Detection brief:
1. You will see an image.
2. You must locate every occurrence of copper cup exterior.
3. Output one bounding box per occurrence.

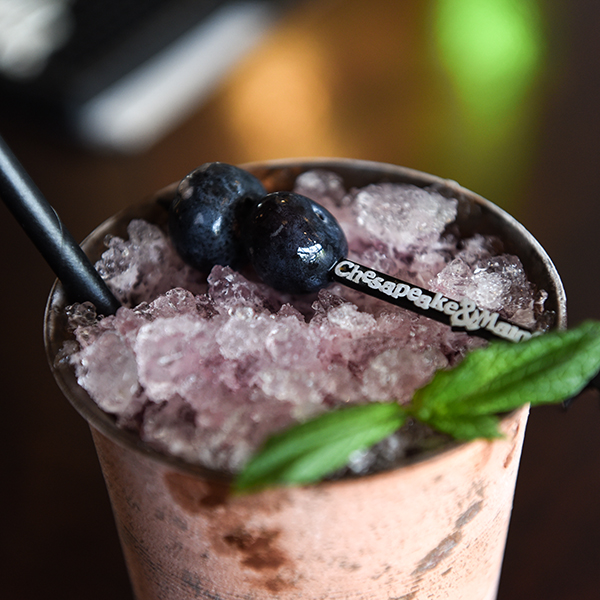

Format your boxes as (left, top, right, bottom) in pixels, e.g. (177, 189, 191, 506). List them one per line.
(45, 159, 567, 599)
(90, 407, 528, 600)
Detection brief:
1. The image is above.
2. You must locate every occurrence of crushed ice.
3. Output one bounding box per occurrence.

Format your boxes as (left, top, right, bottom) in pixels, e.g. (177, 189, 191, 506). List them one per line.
(65, 171, 545, 473)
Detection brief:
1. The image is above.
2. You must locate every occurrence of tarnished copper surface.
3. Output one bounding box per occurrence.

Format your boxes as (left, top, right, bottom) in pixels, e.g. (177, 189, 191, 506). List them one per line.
(91, 406, 528, 599)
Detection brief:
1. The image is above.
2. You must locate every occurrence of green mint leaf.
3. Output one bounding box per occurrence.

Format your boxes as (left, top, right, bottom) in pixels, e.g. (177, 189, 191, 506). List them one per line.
(234, 402, 407, 493)
(418, 412, 503, 441)
(413, 320, 600, 440)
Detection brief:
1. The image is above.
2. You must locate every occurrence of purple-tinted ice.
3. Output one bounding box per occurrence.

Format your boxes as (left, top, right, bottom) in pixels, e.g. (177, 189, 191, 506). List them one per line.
(95, 220, 206, 307)
(66, 171, 545, 472)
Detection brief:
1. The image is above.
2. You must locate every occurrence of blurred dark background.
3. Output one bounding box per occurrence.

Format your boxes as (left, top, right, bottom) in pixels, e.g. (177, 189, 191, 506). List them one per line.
(1, 0, 600, 598)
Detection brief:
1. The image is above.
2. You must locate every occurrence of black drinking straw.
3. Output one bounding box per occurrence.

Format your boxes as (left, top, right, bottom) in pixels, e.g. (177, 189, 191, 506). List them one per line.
(0, 134, 121, 316)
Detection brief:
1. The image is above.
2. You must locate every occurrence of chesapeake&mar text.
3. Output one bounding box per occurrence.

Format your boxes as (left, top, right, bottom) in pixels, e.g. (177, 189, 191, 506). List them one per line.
(333, 259, 533, 342)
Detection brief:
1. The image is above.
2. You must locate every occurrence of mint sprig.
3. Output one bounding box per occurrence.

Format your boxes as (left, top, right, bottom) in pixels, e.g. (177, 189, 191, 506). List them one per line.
(235, 320, 600, 493)
(413, 320, 600, 439)
(235, 402, 407, 493)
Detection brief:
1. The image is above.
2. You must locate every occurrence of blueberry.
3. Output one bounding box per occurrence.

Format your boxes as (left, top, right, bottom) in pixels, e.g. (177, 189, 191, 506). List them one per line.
(169, 162, 266, 271)
(244, 192, 348, 294)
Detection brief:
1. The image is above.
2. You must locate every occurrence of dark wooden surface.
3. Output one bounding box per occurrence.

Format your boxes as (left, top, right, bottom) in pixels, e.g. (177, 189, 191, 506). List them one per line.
(2, 1, 600, 598)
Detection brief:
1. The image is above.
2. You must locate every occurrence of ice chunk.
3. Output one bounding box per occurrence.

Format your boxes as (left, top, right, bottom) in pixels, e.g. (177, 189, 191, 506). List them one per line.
(326, 302, 377, 331)
(362, 347, 447, 404)
(208, 265, 272, 315)
(135, 315, 219, 402)
(95, 220, 205, 306)
(73, 330, 139, 412)
(294, 169, 348, 205)
(351, 183, 457, 249)
(137, 287, 206, 320)
(65, 301, 97, 329)
(216, 311, 276, 361)
(431, 254, 537, 326)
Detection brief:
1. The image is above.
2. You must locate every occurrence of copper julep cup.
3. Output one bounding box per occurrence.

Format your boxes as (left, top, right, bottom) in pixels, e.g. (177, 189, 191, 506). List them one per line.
(44, 159, 567, 599)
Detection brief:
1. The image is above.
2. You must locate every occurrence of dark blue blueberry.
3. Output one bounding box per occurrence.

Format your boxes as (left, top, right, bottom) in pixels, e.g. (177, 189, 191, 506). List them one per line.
(169, 162, 266, 271)
(244, 192, 348, 294)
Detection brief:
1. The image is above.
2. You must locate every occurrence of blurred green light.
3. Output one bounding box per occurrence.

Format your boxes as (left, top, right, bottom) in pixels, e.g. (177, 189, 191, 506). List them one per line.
(435, 0, 544, 122)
